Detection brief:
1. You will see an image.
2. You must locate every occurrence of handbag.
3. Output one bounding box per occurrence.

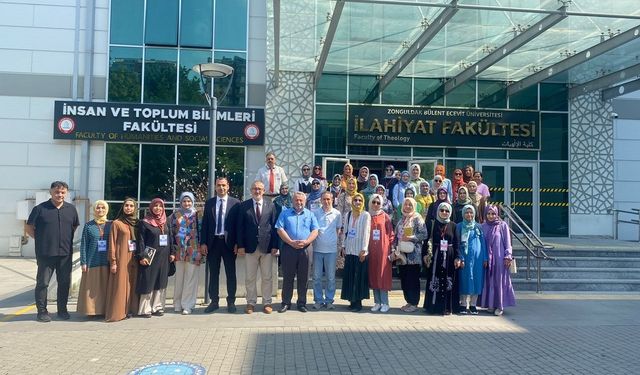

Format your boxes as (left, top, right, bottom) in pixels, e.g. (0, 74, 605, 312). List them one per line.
(168, 261, 176, 276)
(142, 246, 157, 265)
(398, 241, 415, 253)
(509, 258, 517, 274)
(392, 248, 407, 265)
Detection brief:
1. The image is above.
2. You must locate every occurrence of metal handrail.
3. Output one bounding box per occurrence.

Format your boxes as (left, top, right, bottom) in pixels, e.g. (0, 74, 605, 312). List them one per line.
(500, 204, 555, 293)
(608, 208, 640, 241)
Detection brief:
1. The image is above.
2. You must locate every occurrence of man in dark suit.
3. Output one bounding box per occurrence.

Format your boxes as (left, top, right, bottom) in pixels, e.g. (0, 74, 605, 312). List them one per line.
(200, 176, 241, 313)
(236, 181, 279, 314)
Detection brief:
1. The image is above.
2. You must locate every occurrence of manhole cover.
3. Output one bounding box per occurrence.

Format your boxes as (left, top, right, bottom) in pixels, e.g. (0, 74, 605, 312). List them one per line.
(129, 361, 206, 374)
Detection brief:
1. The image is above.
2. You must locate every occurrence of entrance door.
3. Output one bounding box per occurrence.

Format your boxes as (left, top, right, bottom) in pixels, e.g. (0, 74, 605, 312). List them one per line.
(322, 157, 350, 182)
(477, 161, 539, 234)
(409, 160, 437, 184)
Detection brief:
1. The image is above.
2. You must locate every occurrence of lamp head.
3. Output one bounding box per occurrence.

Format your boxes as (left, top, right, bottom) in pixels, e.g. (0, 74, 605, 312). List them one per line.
(192, 63, 233, 79)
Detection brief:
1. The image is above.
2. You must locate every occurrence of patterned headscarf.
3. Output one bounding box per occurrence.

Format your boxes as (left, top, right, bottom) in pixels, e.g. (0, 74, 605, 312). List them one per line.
(178, 192, 197, 217)
(143, 198, 167, 228)
(93, 200, 109, 225)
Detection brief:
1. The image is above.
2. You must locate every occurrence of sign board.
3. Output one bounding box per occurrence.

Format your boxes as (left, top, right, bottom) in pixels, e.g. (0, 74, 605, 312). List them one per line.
(348, 105, 539, 150)
(53, 101, 265, 146)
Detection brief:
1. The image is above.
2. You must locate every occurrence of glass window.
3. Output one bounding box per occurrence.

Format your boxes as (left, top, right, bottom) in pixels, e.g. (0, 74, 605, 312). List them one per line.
(446, 148, 475, 158)
(414, 78, 444, 106)
(214, 0, 247, 50)
(446, 80, 475, 108)
(180, 0, 213, 48)
(145, 0, 179, 46)
(105, 143, 139, 201)
(478, 80, 507, 109)
(316, 74, 347, 103)
(349, 75, 377, 103)
(413, 148, 443, 158)
(144, 48, 178, 104)
(348, 145, 378, 155)
(179, 49, 211, 105)
(108, 47, 142, 102)
(477, 149, 507, 159)
(509, 150, 538, 160)
(176, 146, 209, 204)
(540, 83, 568, 111)
(140, 145, 175, 202)
(509, 84, 537, 110)
(214, 51, 246, 107)
(380, 146, 411, 157)
(382, 77, 412, 105)
(540, 162, 568, 237)
(445, 159, 474, 178)
(540, 113, 568, 161)
(316, 105, 346, 154)
(215, 146, 245, 199)
(110, 0, 144, 45)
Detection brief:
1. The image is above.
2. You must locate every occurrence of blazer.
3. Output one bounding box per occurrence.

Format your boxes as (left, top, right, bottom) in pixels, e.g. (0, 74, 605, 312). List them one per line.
(200, 195, 241, 250)
(236, 198, 278, 253)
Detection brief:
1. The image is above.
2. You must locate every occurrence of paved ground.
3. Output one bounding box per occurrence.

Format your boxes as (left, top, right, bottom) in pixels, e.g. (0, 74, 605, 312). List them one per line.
(1, 257, 639, 375)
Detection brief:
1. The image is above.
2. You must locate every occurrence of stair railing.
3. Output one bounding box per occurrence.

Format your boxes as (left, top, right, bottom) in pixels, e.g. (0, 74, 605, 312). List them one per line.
(608, 208, 640, 241)
(500, 204, 555, 293)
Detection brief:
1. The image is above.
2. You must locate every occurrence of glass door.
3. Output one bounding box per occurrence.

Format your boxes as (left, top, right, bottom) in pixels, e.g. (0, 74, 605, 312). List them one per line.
(408, 159, 437, 183)
(322, 157, 350, 182)
(477, 161, 539, 234)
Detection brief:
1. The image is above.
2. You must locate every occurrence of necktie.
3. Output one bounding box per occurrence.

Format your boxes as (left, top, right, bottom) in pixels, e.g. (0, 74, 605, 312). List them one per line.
(269, 168, 275, 193)
(216, 199, 224, 234)
(256, 202, 261, 222)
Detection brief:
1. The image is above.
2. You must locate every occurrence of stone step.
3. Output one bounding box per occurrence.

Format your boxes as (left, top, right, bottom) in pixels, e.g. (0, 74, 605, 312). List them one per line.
(513, 278, 640, 292)
(511, 267, 640, 280)
(522, 256, 640, 268)
(512, 249, 640, 259)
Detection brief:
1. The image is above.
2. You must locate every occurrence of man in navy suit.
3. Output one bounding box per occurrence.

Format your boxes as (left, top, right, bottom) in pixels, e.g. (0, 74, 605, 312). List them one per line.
(236, 181, 279, 314)
(200, 177, 241, 313)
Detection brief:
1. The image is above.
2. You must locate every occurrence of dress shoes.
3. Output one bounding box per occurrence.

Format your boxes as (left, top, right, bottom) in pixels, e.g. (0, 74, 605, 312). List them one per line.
(204, 302, 220, 313)
(227, 304, 237, 313)
(278, 305, 289, 313)
(57, 310, 70, 320)
(263, 305, 273, 314)
(245, 304, 255, 314)
(152, 310, 164, 316)
(297, 305, 308, 313)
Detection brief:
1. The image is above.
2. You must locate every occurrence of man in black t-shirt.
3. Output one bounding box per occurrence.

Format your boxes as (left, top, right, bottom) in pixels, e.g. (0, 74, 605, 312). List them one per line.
(26, 181, 79, 322)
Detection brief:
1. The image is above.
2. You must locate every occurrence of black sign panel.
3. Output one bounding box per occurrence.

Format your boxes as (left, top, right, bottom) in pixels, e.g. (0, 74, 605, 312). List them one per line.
(53, 101, 265, 146)
(348, 105, 539, 150)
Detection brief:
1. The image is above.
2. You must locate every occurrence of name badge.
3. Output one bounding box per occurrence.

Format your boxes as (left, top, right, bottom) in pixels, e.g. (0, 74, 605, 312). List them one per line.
(159, 234, 168, 246)
(128, 240, 136, 252)
(178, 227, 187, 238)
(97, 240, 107, 252)
(440, 239, 448, 252)
(347, 228, 357, 238)
(372, 229, 381, 241)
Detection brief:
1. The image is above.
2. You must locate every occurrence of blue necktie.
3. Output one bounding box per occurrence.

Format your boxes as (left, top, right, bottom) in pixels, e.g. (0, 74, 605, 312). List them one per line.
(216, 200, 223, 234)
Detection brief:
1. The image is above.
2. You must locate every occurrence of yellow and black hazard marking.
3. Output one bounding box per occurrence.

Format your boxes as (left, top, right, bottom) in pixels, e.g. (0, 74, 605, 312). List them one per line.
(489, 187, 504, 192)
(488, 187, 568, 193)
(540, 188, 569, 193)
(511, 187, 532, 192)
(510, 202, 533, 207)
(540, 202, 569, 207)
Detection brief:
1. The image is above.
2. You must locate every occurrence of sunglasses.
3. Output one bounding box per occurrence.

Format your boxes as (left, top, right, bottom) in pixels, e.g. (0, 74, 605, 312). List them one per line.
(353, 199, 363, 202)
(312, 182, 320, 185)
(385, 168, 393, 171)
(314, 167, 321, 170)
(303, 168, 310, 171)
(439, 209, 450, 213)
(454, 172, 462, 175)
(371, 201, 381, 205)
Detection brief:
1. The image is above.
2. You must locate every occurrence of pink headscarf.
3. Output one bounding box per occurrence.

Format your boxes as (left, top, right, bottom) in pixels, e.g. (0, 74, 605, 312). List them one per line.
(143, 198, 167, 228)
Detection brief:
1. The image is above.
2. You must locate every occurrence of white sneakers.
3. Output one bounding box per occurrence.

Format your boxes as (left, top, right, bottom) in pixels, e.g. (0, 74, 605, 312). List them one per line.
(182, 309, 191, 315)
(494, 309, 504, 316)
(380, 304, 390, 313)
(371, 303, 381, 312)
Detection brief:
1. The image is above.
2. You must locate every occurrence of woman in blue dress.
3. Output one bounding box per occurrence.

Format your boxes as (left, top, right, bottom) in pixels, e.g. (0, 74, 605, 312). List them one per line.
(456, 204, 487, 314)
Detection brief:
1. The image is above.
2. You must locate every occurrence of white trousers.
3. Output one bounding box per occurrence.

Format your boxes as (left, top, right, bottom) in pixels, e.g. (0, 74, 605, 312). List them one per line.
(245, 251, 274, 306)
(173, 261, 200, 312)
(138, 288, 166, 315)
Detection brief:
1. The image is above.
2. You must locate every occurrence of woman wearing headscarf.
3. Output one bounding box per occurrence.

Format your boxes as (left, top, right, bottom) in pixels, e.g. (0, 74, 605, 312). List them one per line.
(361, 174, 379, 204)
(273, 183, 293, 214)
(375, 185, 393, 216)
(329, 174, 342, 206)
(169, 192, 201, 315)
(340, 163, 354, 190)
(433, 164, 453, 202)
(356, 166, 370, 191)
(409, 164, 427, 192)
(311, 165, 327, 191)
(452, 168, 465, 202)
(105, 198, 140, 322)
(456, 205, 487, 315)
(423, 202, 461, 315)
(452, 186, 473, 224)
(340, 193, 371, 312)
(367, 194, 394, 313)
(337, 177, 357, 219)
(77, 200, 111, 317)
(136, 198, 175, 318)
(294, 163, 314, 194)
(415, 181, 434, 219)
(306, 179, 323, 211)
(381, 165, 398, 202)
(466, 180, 486, 223)
(394, 197, 428, 313)
(426, 188, 450, 223)
(479, 205, 516, 316)
(396, 186, 420, 222)
(392, 171, 412, 209)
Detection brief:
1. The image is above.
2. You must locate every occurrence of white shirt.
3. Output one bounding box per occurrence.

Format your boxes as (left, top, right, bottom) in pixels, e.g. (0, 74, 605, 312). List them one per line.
(255, 165, 288, 195)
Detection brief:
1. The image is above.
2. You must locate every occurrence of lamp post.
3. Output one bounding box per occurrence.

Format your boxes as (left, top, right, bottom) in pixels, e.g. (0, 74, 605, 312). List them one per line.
(192, 62, 233, 306)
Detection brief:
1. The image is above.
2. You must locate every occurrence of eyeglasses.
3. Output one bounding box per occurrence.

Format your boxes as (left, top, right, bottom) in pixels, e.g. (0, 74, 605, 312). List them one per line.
(439, 209, 450, 213)
(371, 201, 381, 205)
(312, 182, 320, 185)
(302, 168, 310, 171)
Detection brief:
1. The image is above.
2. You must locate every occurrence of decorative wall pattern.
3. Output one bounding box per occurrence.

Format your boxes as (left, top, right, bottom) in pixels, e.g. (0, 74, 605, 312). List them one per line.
(569, 92, 614, 214)
(265, 71, 315, 180)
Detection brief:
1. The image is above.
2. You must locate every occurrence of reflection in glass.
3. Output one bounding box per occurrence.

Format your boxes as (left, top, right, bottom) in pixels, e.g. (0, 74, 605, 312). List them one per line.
(348, 145, 378, 155)
(179, 49, 212, 105)
(509, 84, 537, 110)
(540, 162, 568, 237)
(414, 78, 444, 106)
(540, 83, 568, 111)
(110, 0, 143, 45)
(446, 80, 475, 108)
(180, 0, 213, 48)
(380, 146, 411, 157)
(478, 80, 507, 109)
(540, 113, 568, 161)
(214, 51, 246, 107)
(382, 77, 412, 105)
(413, 148, 443, 158)
(215, 0, 248, 50)
(316, 74, 347, 103)
(105, 143, 139, 201)
(316, 105, 346, 154)
(144, 48, 178, 104)
(349, 75, 377, 103)
(145, 0, 179, 46)
(108, 47, 142, 102)
(140, 144, 175, 202)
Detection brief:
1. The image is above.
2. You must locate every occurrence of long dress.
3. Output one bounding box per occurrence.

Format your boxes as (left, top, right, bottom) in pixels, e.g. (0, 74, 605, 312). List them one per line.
(340, 211, 371, 302)
(105, 219, 139, 322)
(456, 222, 487, 296)
(77, 220, 110, 315)
(423, 219, 460, 315)
(169, 211, 202, 312)
(136, 221, 174, 295)
(479, 220, 516, 310)
(367, 212, 394, 291)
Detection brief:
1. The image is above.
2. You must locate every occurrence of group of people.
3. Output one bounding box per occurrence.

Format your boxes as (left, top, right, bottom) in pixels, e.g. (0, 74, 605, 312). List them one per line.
(26, 153, 515, 322)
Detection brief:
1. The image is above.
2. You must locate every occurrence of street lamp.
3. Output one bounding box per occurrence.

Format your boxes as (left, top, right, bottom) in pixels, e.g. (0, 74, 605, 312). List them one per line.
(192, 62, 234, 200)
(192, 62, 233, 306)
